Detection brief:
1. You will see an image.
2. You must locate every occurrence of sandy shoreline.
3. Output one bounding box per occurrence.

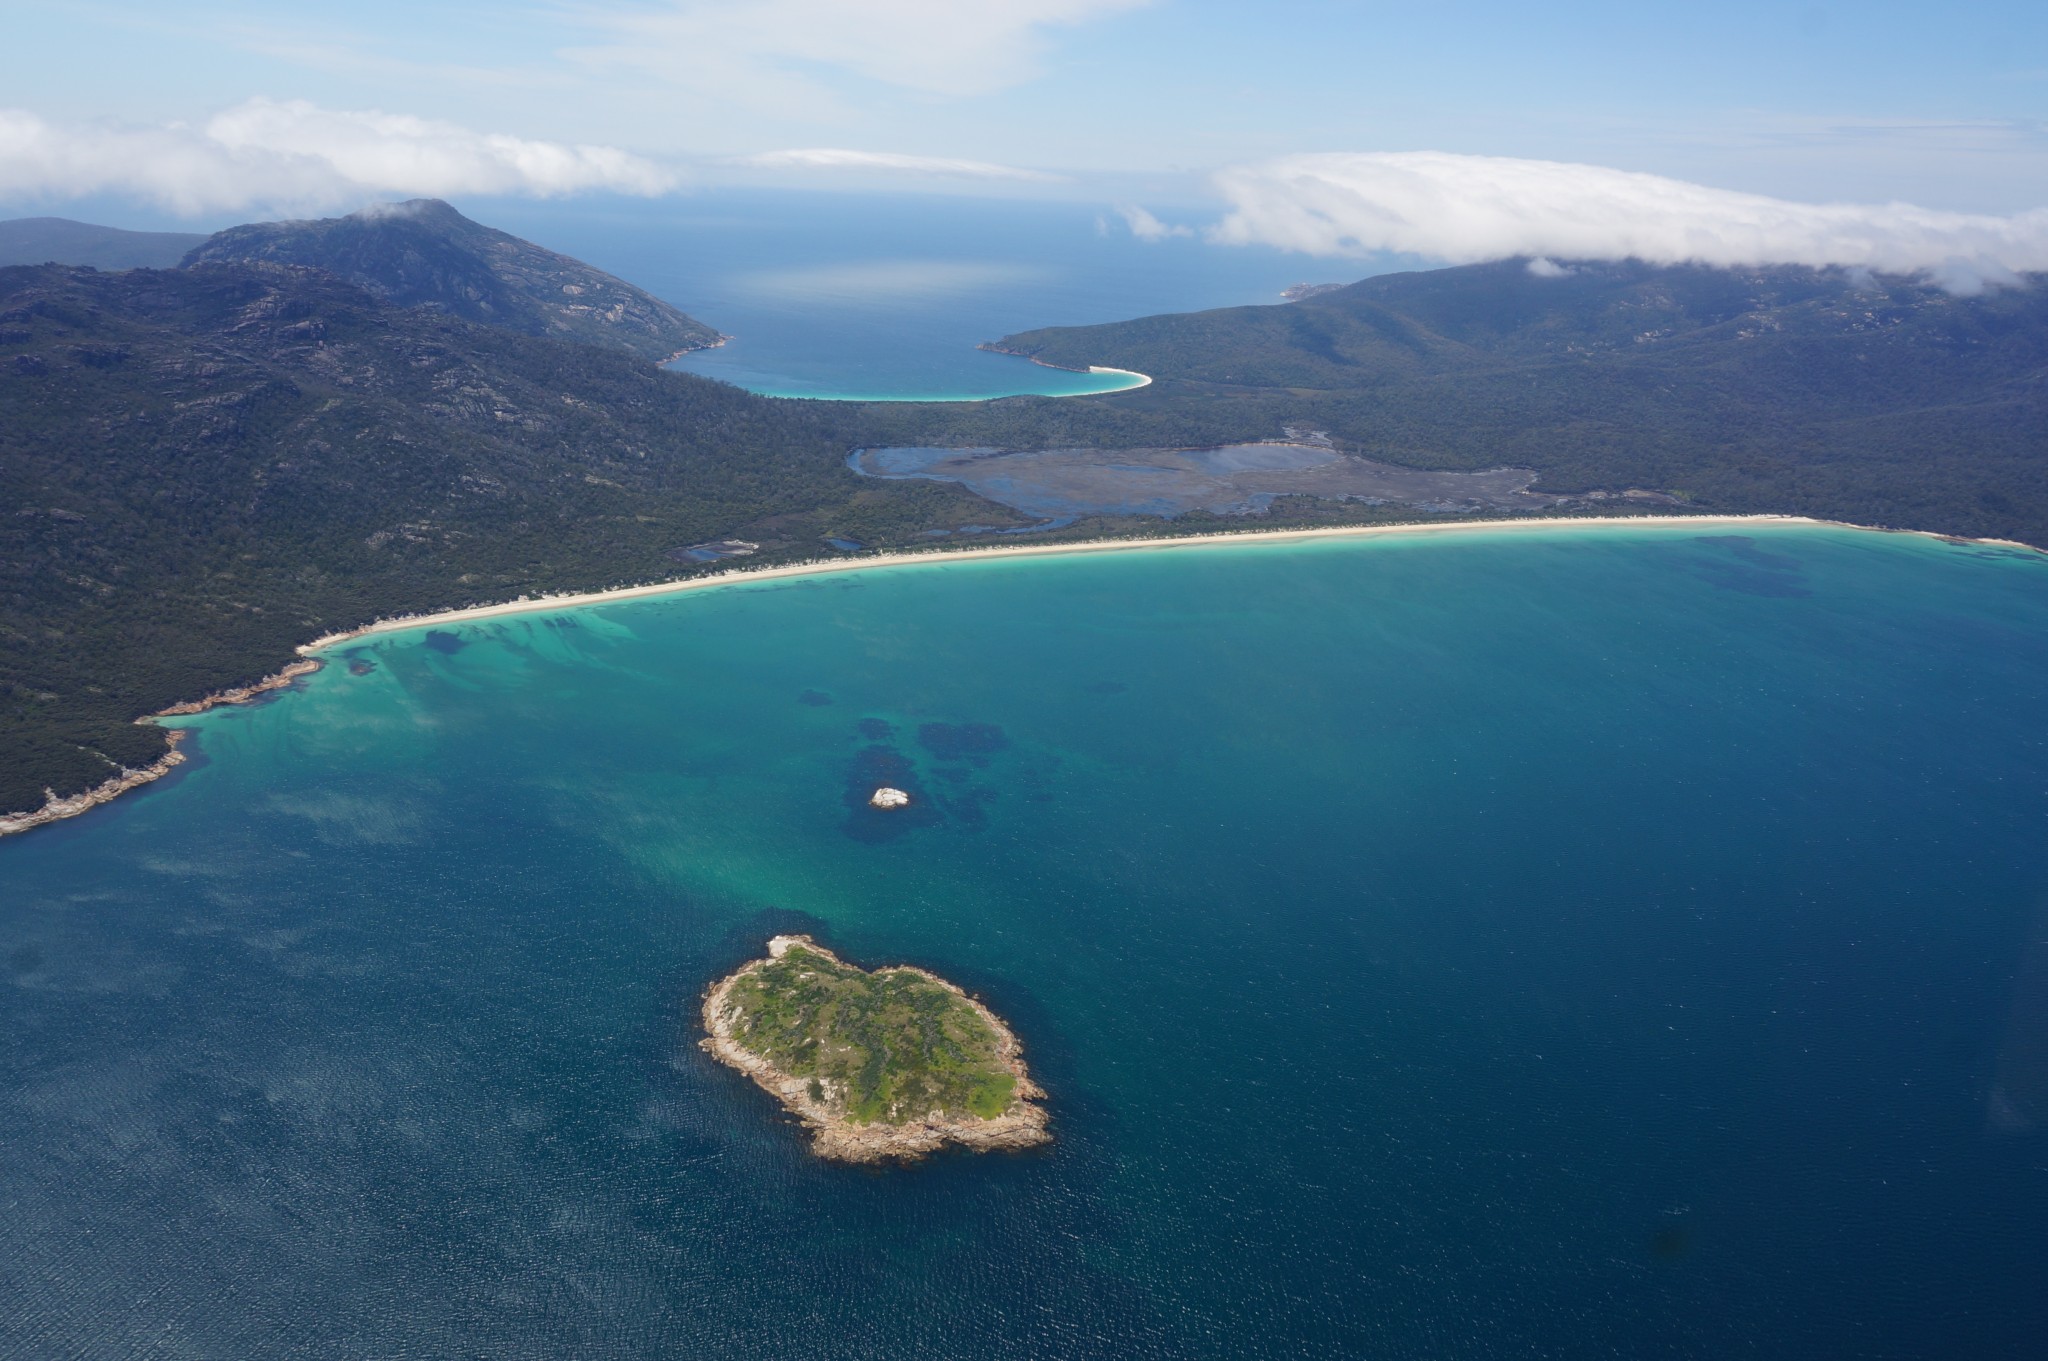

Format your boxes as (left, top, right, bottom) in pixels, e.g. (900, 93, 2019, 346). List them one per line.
(292, 513, 1827, 647)
(975, 344, 1153, 394)
(1083, 364, 1151, 390)
(3, 510, 2037, 839)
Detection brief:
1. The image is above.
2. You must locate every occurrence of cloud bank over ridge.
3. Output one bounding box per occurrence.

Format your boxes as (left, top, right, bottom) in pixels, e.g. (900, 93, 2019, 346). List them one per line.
(1211, 152, 2048, 291)
(0, 99, 677, 216)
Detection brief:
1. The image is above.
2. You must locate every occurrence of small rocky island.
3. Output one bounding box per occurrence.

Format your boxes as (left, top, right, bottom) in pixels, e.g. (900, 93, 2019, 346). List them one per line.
(701, 935, 1050, 1164)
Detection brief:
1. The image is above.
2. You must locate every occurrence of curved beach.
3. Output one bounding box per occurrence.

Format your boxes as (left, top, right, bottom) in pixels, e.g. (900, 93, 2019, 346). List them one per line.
(3, 512, 2035, 840)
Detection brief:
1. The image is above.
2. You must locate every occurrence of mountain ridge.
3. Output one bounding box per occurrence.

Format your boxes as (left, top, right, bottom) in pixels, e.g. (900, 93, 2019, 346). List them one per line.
(182, 199, 721, 362)
(0, 217, 210, 271)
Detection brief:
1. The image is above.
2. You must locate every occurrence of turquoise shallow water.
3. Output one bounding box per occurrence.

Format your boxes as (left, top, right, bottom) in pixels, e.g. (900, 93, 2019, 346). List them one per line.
(5, 524, 2048, 1357)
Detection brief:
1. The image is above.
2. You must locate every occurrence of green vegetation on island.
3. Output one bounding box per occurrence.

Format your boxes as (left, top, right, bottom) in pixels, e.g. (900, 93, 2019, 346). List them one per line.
(702, 936, 1049, 1162)
(723, 939, 1017, 1122)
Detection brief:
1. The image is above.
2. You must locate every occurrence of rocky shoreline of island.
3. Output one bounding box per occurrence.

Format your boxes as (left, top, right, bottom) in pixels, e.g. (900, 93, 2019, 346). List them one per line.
(700, 935, 1051, 1164)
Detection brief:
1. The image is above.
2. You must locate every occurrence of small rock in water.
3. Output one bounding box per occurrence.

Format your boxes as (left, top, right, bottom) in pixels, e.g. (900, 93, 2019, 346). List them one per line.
(869, 787, 911, 810)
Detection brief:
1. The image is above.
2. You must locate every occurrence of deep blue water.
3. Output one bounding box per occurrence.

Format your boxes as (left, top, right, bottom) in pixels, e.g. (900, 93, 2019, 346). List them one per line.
(477, 190, 1329, 399)
(4, 524, 2048, 1357)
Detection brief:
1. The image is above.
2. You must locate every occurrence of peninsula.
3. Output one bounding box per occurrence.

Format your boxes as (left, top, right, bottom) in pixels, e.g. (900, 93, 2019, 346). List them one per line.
(701, 935, 1050, 1164)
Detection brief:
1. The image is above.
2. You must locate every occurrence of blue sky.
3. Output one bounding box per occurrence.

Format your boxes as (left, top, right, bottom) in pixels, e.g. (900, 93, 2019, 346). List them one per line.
(2, 0, 2044, 275)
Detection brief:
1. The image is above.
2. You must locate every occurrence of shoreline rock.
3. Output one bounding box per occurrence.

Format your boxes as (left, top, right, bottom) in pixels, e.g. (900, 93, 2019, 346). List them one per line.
(0, 730, 190, 837)
(0, 657, 324, 838)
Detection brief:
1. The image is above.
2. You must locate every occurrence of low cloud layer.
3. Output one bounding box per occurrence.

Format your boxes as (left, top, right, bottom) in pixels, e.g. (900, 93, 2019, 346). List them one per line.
(1114, 203, 1190, 241)
(739, 148, 1060, 181)
(0, 99, 676, 216)
(1212, 151, 2048, 290)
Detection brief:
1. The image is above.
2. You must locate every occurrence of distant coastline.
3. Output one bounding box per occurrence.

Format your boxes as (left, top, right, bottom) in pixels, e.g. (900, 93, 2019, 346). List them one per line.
(734, 350, 1150, 403)
(3, 512, 2037, 840)
(659, 333, 732, 365)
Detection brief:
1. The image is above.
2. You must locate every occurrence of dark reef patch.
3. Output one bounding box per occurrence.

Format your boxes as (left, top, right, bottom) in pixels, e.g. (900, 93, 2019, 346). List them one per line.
(857, 717, 895, 741)
(1681, 536, 1812, 598)
(840, 745, 941, 843)
(799, 690, 834, 707)
(423, 630, 467, 654)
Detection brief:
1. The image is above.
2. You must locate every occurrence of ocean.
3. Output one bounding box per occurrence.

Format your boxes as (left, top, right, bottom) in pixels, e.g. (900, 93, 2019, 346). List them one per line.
(4, 524, 2047, 1357)
(477, 190, 1326, 400)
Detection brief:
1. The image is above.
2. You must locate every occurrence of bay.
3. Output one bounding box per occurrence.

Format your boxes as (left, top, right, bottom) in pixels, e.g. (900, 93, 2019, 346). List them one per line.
(478, 189, 1325, 400)
(4, 524, 2048, 1357)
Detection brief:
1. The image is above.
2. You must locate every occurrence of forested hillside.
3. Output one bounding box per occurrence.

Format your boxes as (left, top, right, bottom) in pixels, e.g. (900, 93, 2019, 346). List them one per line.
(0, 262, 991, 814)
(883, 259, 2048, 544)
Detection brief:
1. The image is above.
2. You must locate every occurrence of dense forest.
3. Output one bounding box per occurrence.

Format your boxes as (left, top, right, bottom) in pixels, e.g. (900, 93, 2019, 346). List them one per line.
(875, 258, 2048, 545)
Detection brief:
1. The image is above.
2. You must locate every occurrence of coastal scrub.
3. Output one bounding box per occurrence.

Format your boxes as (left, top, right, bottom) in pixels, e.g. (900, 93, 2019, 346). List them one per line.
(701, 936, 1050, 1162)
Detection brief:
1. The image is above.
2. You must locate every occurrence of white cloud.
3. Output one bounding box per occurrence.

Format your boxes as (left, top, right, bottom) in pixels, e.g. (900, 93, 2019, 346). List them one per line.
(738, 147, 1061, 181)
(1115, 203, 1191, 241)
(0, 99, 677, 216)
(1210, 151, 2048, 291)
(573, 0, 1153, 99)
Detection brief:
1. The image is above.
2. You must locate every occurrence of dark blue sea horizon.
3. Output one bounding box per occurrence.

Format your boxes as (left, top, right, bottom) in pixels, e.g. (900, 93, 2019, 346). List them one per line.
(4, 523, 2047, 1357)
